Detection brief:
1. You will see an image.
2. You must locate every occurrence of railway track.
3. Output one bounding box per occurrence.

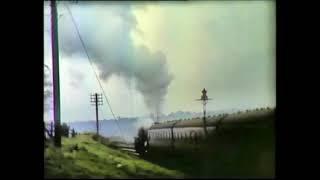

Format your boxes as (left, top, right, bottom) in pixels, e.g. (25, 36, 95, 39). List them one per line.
(114, 142, 139, 156)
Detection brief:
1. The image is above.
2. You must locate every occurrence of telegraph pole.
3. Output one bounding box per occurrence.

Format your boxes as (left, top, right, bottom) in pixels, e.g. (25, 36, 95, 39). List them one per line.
(51, 0, 61, 147)
(91, 93, 103, 136)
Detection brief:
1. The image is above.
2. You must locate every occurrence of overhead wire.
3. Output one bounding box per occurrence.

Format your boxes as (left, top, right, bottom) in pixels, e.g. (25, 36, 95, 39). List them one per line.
(63, 3, 128, 143)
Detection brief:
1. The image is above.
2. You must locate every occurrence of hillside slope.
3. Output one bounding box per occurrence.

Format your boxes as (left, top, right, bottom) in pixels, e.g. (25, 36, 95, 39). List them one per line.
(44, 134, 184, 178)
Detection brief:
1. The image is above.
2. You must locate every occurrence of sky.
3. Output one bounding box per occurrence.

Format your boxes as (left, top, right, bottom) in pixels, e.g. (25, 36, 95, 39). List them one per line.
(44, 1, 276, 123)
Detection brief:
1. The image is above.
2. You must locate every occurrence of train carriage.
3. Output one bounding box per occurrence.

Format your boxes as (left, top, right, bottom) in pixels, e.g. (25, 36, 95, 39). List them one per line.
(145, 107, 275, 152)
(134, 107, 275, 176)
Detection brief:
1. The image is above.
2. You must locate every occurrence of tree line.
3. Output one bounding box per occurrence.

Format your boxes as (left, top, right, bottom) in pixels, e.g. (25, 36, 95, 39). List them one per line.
(44, 122, 77, 142)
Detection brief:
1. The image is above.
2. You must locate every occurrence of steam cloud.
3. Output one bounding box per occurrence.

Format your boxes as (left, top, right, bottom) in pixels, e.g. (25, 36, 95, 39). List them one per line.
(54, 2, 173, 119)
(68, 67, 85, 88)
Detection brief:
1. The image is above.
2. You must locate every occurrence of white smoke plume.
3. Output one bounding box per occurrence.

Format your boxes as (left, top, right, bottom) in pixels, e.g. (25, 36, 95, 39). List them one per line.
(54, 2, 173, 119)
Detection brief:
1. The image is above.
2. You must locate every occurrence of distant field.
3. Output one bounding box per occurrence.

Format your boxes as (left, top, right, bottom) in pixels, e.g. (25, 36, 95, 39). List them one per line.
(44, 134, 184, 178)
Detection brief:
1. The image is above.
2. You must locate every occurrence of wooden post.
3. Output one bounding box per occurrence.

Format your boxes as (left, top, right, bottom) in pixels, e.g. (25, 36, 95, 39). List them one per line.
(91, 93, 102, 136)
(95, 93, 99, 136)
(51, 0, 61, 147)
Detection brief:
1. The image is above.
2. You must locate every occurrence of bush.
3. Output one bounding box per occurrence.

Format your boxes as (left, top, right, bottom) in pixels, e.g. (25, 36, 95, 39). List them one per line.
(92, 134, 99, 141)
(68, 144, 79, 152)
(79, 146, 88, 152)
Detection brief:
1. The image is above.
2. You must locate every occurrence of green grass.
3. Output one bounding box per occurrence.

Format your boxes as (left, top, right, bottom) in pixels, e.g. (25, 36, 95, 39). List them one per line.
(44, 134, 184, 178)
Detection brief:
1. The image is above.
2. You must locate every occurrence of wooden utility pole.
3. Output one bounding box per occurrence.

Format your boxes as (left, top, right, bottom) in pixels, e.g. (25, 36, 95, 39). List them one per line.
(91, 93, 103, 136)
(51, 0, 61, 147)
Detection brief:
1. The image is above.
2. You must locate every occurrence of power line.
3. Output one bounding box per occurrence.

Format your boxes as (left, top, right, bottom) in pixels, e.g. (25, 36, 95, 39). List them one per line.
(64, 3, 128, 143)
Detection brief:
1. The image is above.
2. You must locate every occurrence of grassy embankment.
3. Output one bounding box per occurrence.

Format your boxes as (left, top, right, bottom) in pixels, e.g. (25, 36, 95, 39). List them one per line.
(44, 134, 184, 178)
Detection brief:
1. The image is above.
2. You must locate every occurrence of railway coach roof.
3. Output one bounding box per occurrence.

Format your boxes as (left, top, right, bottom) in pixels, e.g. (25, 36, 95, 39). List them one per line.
(213, 108, 275, 125)
(149, 108, 275, 130)
(174, 117, 204, 128)
(149, 121, 179, 130)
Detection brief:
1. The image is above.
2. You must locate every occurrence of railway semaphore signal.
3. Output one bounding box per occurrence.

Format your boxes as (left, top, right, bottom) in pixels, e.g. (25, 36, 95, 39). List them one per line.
(196, 88, 212, 138)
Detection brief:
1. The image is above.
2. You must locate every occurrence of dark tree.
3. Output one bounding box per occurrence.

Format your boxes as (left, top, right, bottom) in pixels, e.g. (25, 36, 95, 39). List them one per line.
(71, 128, 76, 137)
(61, 123, 70, 137)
